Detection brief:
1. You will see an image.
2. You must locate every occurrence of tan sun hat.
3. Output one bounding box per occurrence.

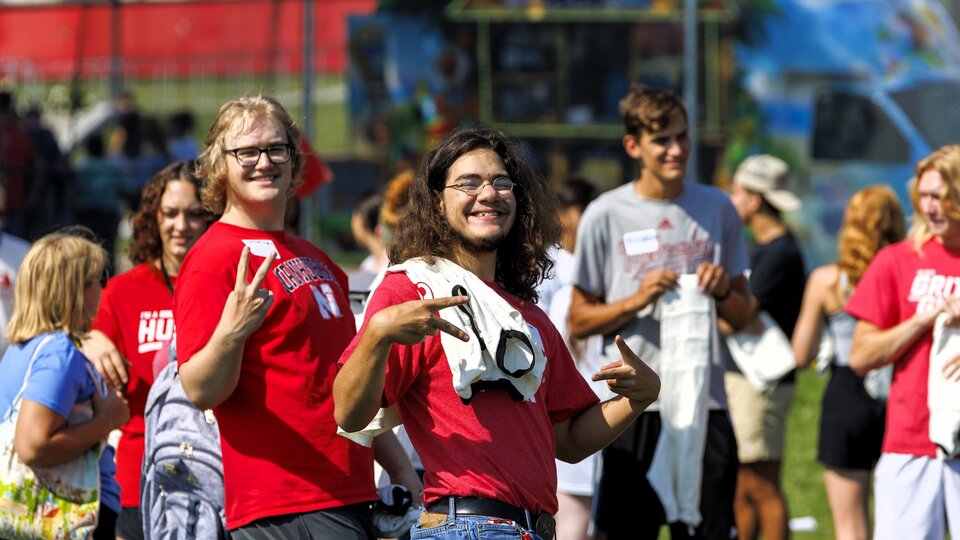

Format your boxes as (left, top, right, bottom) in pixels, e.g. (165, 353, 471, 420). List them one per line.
(733, 154, 801, 212)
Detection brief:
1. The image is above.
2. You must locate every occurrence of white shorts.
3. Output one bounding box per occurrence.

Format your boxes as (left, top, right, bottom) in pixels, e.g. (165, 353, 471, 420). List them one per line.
(874, 452, 960, 539)
(556, 452, 600, 497)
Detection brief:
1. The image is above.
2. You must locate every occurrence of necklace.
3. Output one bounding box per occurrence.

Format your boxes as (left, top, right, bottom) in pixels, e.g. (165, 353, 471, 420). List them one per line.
(158, 257, 175, 295)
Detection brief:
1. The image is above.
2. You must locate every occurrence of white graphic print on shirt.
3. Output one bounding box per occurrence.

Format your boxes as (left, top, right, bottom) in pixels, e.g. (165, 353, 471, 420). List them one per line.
(620, 236, 714, 279)
(909, 270, 960, 314)
(139, 310, 175, 354)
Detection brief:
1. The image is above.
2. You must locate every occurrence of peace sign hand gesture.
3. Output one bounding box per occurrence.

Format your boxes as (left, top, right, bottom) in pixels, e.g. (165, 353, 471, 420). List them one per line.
(218, 246, 276, 341)
(368, 295, 471, 346)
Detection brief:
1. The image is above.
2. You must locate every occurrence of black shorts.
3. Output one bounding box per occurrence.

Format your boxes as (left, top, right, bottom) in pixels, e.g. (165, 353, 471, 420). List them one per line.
(594, 410, 739, 540)
(115, 507, 143, 540)
(230, 503, 375, 540)
(94, 505, 118, 540)
(818, 365, 886, 470)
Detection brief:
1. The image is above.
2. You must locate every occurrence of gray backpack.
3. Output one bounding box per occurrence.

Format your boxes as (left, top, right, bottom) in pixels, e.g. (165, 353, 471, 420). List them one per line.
(141, 341, 226, 540)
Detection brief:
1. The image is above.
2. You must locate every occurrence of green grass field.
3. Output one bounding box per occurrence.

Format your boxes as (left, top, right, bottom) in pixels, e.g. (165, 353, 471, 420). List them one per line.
(652, 367, 834, 540)
(783, 367, 834, 539)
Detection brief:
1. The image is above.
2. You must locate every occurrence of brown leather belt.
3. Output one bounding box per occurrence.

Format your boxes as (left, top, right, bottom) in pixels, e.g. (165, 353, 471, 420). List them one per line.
(426, 496, 556, 540)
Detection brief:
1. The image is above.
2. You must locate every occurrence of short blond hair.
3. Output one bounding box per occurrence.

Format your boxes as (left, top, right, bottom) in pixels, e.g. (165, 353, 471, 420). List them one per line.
(7, 233, 108, 344)
(197, 95, 304, 215)
(908, 144, 960, 250)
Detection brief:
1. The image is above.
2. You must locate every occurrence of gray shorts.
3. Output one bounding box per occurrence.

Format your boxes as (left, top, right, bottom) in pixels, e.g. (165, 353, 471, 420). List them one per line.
(230, 503, 375, 540)
(874, 453, 960, 539)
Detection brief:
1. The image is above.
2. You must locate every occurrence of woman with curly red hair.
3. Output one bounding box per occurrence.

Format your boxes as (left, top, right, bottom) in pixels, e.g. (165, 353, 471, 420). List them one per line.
(792, 185, 905, 540)
(83, 160, 213, 539)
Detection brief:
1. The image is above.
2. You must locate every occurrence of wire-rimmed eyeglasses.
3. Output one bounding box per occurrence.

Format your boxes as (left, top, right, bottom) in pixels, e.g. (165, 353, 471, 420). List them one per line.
(444, 176, 515, 196)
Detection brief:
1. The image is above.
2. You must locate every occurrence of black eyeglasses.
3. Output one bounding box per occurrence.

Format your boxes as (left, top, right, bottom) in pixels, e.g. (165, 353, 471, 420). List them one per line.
(225, 144, 294, 167)
(444, 176, 515, 196)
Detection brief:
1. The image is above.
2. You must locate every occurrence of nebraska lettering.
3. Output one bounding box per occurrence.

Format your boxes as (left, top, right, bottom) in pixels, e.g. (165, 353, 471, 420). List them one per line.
(274, 257, 337, 294)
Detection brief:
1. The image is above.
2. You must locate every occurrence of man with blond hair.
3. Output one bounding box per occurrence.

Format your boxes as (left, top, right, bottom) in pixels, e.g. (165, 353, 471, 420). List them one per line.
(849, 144, 960, 539)
(174, 95, 419, 539)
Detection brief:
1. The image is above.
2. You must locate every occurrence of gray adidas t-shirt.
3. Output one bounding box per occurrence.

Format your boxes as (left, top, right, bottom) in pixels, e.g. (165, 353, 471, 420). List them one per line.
(573, 181, 748, 410)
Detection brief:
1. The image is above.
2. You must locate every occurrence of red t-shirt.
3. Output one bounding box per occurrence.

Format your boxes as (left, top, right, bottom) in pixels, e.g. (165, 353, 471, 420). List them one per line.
(174, 222, 374, 529)
(846, 238, 960, 457)
(92, 262, 175, 507)
(339, 272, 600, 515)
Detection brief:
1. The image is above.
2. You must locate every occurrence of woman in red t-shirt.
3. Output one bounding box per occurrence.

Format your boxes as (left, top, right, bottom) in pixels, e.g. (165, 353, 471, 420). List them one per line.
(84, 160, 214, 540)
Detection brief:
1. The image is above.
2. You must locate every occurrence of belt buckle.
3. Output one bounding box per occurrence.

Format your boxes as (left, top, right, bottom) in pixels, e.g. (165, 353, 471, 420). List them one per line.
(534, 513, 556, 540)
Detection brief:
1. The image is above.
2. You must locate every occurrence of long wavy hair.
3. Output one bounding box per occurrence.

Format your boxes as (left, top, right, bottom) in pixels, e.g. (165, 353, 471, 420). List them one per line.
(197, 95, 304, 215)
(388, 127, 560, 302)
(836, 185, 905, 290)
(7, 233, 108, 343)
(129, 160, 213, 265)
(908, 144, 960, 251)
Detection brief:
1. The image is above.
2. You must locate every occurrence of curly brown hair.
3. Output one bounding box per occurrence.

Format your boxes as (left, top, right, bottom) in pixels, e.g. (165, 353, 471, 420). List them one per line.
(836, 185, 905, 289)
(129, 160, 213, 265)
(197, 95, 304, 214)
(388, 127, 560, 303)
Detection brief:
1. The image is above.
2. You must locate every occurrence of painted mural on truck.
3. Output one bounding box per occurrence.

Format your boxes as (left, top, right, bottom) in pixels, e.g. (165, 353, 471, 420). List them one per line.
(731, 0, 960, 265)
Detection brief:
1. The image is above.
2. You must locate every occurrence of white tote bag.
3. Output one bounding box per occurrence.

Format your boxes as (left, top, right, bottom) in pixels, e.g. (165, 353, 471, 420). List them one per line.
(725, 311, 795, 393)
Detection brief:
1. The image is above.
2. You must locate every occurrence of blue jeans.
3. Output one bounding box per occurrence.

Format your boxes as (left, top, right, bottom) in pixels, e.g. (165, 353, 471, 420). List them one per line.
(410, 508, 544, 540)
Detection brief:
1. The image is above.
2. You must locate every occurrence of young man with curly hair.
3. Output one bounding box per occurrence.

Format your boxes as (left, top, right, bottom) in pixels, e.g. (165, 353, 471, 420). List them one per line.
(335, 126, 660, 540)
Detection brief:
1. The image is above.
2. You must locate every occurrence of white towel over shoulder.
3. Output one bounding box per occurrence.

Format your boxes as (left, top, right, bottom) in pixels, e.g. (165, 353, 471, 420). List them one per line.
(390, 257, 547, 403)
(337, 257, 547, 445)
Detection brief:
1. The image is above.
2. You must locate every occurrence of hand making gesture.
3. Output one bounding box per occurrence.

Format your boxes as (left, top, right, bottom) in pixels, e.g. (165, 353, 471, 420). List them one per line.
(217, 246, 276, 341)
(334, 294, 471, 432)
(368, 295, 472, 345)
(592, 335, 660, 409)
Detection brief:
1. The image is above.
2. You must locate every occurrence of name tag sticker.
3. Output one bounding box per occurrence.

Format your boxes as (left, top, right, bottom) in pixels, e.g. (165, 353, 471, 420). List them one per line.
(623, 229, 659, 256)
(242, 239, 281, 259)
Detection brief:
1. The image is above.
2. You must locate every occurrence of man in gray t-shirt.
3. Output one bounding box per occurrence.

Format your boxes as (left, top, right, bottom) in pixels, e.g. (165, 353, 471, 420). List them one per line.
(570, 86, 752, 540)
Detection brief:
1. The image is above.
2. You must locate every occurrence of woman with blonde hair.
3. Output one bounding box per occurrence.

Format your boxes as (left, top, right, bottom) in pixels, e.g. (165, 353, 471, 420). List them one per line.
(0, 232, 130, 539)
(792, 185, 905, 540)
